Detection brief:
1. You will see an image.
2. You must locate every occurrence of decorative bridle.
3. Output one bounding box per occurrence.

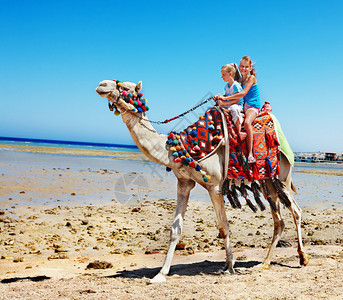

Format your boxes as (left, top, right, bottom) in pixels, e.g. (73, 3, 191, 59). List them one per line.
(108, 79, 216, 124)
(108, 80, 149, 116)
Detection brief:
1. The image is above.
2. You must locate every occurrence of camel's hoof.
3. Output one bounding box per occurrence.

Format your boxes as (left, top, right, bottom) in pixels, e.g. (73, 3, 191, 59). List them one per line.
(149, 273, 167, 283)
(259, 263, 270, 270)
(222, 265, 235, 275)
(300, 252, 310, 266)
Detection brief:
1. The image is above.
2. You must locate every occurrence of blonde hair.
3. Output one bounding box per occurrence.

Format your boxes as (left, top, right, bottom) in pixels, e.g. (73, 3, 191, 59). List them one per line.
(240, 56, 256, 76)
(221, 63, 241, 82)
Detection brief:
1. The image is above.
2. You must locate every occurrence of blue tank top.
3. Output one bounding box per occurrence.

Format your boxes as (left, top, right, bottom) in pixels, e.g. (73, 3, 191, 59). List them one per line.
(242, 84, 261, 108)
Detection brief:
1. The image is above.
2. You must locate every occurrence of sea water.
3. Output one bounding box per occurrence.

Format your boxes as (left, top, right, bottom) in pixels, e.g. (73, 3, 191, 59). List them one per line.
(0, 136, 140, 153)
(1, 137, 342, 209)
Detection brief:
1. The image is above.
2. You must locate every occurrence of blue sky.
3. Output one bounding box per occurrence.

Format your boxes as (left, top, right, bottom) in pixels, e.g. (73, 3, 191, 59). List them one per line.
(1, 0, 342, 152)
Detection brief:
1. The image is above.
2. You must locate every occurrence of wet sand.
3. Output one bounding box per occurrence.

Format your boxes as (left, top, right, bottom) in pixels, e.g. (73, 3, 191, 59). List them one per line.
(1, 146, 343, 299)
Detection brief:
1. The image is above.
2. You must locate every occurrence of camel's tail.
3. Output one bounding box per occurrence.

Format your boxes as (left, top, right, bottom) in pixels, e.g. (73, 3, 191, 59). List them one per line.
(291, 181, 298, 194)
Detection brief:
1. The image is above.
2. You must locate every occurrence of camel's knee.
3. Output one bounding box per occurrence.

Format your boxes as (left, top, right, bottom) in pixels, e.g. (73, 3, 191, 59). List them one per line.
(169, 218, 183, 241)
(170, 227, 181, 242)
(279, 219, 285, 232)
(218, 227, 229, 240)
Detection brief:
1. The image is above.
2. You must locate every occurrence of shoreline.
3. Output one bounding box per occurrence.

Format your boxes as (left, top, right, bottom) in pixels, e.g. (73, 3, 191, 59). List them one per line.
(0, 143, 147, 161)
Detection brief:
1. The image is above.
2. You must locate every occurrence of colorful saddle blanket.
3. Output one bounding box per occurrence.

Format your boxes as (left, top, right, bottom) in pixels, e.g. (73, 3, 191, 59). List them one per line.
(178, 106, 280, 181)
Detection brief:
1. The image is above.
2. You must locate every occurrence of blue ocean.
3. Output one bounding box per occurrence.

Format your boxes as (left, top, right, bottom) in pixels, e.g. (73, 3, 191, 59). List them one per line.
(0, 136, 140, 153)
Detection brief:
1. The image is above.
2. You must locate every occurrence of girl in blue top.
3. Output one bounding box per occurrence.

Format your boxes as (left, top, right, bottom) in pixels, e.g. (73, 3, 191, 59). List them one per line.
(223, 56, 261, 164)
(215, 63, 245, 139)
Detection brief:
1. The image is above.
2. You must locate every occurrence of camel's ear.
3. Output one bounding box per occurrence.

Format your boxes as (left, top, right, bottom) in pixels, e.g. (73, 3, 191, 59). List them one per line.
(135, 81, 142, 93)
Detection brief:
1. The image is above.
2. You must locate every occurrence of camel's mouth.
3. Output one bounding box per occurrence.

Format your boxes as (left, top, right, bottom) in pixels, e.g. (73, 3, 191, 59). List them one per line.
(96, 86, 112, 97)
(96, 90, 109, 96)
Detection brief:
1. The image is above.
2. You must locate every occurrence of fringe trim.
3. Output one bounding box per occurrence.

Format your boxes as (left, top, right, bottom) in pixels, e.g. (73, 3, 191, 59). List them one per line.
(230, 182, 241, 209)
(237, 181, 257, 213)
(272, 178, 292, 207)
(261, 180, 278, 212)
(247, 181, 266, 211)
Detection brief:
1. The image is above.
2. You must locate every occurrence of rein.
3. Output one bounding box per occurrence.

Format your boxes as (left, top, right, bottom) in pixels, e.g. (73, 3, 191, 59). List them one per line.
(109, 80, 216, 125)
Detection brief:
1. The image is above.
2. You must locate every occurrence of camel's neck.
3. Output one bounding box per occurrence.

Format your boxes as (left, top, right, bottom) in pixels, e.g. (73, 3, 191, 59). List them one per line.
(121, 111, 171, 166)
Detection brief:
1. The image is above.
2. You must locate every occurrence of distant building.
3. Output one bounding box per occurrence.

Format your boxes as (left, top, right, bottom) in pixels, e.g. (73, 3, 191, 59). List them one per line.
(325, 152, 336, 161)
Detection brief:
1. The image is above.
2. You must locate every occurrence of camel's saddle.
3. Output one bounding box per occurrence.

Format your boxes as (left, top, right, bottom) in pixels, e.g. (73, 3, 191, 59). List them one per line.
(177, 106, 292, 180)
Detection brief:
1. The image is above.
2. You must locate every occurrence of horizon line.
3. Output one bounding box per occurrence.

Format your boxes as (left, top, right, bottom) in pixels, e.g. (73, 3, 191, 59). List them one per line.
(0, 136, 139, 149)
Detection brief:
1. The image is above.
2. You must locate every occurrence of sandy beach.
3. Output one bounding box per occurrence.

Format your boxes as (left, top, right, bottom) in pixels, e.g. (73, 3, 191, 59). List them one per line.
(1, 145, 343, 299)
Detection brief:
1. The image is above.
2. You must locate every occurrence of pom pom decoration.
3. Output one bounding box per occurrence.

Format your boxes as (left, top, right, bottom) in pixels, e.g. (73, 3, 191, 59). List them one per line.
(112, 80, 149, 114)
(172, 152, 179, 157)
(166, 130, 210, 182)
(190, 129, 197, 137)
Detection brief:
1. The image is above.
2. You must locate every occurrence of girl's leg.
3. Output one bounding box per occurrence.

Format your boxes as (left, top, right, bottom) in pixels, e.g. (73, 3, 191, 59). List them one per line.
(244, 109, 258, 161)
(230, 105, 245, 139)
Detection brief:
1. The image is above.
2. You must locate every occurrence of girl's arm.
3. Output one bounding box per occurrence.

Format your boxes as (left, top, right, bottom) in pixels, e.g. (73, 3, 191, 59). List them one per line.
(224, 76, 256, 100)
(217, 97, 239, 106)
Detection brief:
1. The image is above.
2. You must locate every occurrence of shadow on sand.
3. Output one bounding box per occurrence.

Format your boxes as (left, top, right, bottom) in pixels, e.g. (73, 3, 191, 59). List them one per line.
(1, 275, 51, 284)
(104, 260, 262, 279)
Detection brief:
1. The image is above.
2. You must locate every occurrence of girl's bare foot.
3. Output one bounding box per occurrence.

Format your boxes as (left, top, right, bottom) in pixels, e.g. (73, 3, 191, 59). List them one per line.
(240, 132, 247, 140)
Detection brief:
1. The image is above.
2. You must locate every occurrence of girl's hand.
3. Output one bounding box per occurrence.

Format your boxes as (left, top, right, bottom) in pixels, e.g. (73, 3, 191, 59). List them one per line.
(215, 94, 224, 101)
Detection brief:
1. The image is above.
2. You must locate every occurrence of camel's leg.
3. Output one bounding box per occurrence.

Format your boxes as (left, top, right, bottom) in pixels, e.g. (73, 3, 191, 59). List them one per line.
(262, 199, 285, 268)
(150, 178, 195, 283)
(278, 154, 309, 266)
(208, 187, 235, 274)
(283, 189, 310, 266)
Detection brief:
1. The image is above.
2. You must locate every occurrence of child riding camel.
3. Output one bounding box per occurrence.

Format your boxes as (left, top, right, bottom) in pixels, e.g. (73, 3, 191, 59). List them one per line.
(217, 56, 261, 164)
(215, 63, 246, 140)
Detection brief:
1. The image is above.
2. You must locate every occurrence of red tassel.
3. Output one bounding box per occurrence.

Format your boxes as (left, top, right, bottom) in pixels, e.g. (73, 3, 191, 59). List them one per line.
(229, 136, 239, 148)
(273, 133, 279, 146)
(252, 163, 260, 180)
(246, 170, 253, 182)
(265, 131, 274, 148)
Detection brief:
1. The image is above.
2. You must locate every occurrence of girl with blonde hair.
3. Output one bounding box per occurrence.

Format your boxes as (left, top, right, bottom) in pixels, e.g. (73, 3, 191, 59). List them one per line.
(215, 63, 245, 139)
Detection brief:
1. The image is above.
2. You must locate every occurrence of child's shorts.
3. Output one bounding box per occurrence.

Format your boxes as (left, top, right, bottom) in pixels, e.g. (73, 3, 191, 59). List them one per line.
(222, 104, 243, 124)
(244, 103, 260, 115)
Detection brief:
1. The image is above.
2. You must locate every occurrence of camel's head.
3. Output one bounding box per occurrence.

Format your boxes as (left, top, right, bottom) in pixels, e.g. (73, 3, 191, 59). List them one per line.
(96, 79, 143, 113)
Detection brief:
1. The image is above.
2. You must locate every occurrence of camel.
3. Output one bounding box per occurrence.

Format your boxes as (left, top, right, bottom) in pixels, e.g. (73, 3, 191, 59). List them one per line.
(95, 79, 309, 283)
